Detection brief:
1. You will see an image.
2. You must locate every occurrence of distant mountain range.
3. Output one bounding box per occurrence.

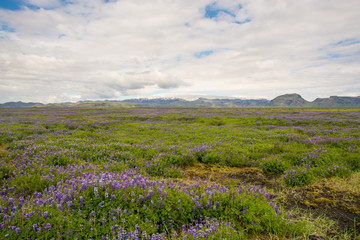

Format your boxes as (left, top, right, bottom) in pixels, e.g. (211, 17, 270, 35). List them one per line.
(1, 94, 360, 108)
(269, 94, 360, 108)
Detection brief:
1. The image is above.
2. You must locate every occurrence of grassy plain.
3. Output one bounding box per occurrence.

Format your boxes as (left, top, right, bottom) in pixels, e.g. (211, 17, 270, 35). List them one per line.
(0, 107, 359, 239)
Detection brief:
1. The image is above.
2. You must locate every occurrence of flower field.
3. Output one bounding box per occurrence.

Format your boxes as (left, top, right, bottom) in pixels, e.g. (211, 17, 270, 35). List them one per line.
(0, 107, 359, 239)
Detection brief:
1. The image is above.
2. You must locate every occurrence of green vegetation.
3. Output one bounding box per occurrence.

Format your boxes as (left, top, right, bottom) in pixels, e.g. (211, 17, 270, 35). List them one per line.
(0, 107, 359, 239)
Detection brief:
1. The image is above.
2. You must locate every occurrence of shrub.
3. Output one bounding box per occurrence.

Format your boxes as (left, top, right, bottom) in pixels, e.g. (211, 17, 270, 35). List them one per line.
(284, 165, 315, 187)
(261, 157, 289, 174)
(45, 154, 72, 166)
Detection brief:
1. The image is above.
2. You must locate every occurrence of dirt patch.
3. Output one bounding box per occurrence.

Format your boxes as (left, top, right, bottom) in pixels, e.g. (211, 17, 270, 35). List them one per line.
(0, 144, 8, 155)
(184, 163, 271, 186)
(184, 164, 360, 235)
(283, 184, 360, 233)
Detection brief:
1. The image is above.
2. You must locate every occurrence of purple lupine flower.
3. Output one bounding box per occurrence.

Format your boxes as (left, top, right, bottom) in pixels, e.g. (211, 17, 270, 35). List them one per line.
(57, 204, 63, 211)
(33, 224, 38, 232)
(133, 224, 139, 239)
(121, 230, 127, 240)
(147, 189, 153, 199)
(182, 225, 186, 232)
(18, 197, 24, 208)
(44, 211, 49, 219)
(142, 232, 147, 240)
(206, 198, 211, 209)
(45, 223, 51, 232)
(79, 196, 84, 207)
(8, 198, 14, 209)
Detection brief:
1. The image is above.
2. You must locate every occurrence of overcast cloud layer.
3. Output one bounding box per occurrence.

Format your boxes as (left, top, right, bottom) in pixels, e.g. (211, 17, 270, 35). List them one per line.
(1, 0, 360, 103)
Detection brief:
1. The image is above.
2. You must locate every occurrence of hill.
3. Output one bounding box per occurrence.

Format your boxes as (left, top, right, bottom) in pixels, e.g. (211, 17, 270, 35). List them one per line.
(0, 101, 43, 108)
(312, 96, 360, 108)
(1, 94, 360, 108)
(270, 93, 309, 107)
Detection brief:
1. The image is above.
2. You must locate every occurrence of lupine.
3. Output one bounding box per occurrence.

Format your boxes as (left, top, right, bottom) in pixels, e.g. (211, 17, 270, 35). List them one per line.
(79, 196, 84, 207)
(45, 223, 51, 232)
(57, 204, 63, 211)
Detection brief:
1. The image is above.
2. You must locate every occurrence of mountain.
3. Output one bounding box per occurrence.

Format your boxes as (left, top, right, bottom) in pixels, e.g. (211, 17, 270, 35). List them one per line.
(0, 101, 43, 108)
(1, 94, 359, 108)
(270, 94, 309, 107)
(312, 96, 360, 108)
(124, 98, 270, 107)
(269, 94, 360, 108)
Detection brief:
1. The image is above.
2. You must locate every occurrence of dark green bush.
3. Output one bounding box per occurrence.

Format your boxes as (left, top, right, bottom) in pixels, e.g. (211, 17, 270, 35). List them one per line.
(261, 158, 288, 174)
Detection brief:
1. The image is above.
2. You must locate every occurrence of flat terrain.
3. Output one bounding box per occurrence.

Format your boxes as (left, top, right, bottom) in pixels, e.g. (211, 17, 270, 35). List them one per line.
(0, 107, 359, 239)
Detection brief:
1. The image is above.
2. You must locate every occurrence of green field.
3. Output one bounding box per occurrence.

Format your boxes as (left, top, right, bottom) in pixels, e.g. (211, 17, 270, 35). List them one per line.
(0, 107, 359, 239)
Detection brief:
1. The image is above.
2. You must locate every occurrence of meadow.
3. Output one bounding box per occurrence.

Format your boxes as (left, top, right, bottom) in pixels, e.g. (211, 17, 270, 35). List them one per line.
(0, 107, 359, 239)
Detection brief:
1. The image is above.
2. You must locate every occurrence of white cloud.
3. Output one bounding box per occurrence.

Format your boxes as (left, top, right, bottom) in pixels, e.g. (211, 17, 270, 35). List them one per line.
(0, 0, 359, 103)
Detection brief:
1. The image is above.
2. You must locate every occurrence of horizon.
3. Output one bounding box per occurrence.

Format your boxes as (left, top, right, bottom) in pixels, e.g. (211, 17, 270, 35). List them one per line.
(1, 93, 360, 105)
(1, 0, 360, 103)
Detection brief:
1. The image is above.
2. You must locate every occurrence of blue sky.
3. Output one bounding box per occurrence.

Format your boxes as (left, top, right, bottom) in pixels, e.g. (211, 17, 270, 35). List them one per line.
(0, 0, 64, 10)
(0, 0, 360, 103)
(0, 0, 23, 10)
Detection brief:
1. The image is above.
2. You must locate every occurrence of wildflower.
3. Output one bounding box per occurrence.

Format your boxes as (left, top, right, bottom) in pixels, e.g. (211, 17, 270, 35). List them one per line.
(79, 196, 84, 207)
(45, 223, 51, 232)
(8, 198, 14, 208)
(121, 230, 127, 240)
(182, 225, 186, 232)
(110, 226, 115, 235)
(57, 204, 63, 211)
(142, 232, 147, 240)
(94, 187, 99, 198)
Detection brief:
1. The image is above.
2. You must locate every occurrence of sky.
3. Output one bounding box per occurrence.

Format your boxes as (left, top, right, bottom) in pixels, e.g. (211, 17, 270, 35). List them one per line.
(0, 0, 360, 103)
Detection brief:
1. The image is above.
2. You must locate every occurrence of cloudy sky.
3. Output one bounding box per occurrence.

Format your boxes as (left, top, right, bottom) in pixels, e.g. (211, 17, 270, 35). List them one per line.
(1, 0, 360, 103)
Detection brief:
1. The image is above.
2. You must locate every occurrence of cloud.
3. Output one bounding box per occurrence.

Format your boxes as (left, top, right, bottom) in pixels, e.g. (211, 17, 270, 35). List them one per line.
(25, 0, 63, 9)
(0, 0, 360, 103)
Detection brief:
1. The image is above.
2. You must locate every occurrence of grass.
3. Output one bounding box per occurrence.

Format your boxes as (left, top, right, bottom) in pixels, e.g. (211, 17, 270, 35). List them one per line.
(0, 107, 359, 239)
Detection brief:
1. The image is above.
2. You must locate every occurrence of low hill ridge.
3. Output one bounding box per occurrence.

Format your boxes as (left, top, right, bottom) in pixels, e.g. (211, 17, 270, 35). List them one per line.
(1, 94, 360, 108)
